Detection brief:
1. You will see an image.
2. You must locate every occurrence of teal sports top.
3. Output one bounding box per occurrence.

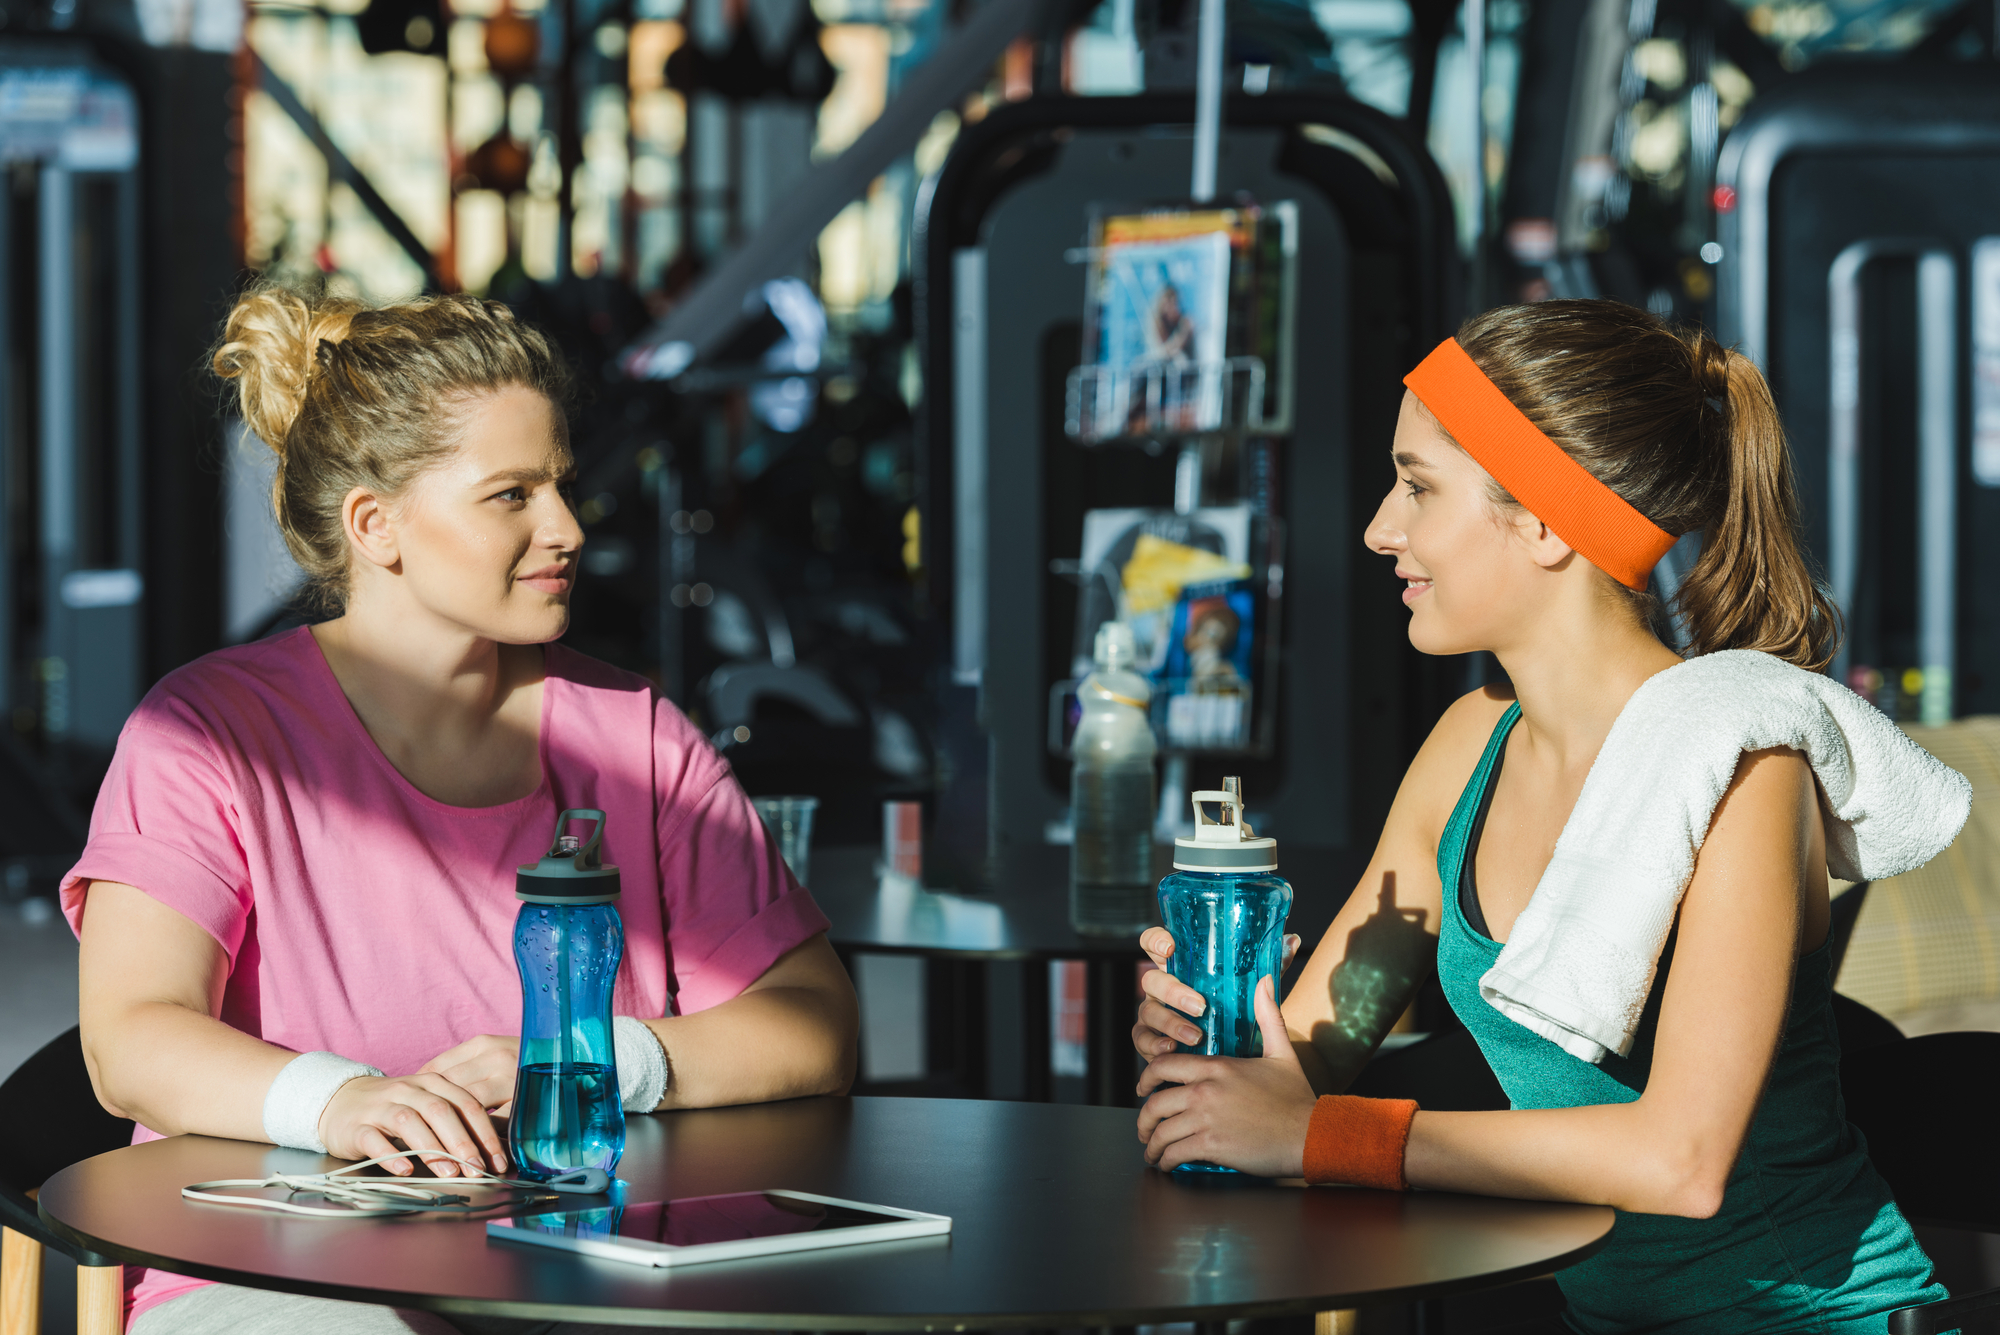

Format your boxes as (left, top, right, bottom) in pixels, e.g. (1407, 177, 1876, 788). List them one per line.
(1435, 702, 1946, 1335)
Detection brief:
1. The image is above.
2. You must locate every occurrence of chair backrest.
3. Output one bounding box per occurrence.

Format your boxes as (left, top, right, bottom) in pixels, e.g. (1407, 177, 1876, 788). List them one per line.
(1841, 1030, 2000, 1233)
(1830, 989, 1904, 1056)
(1838, 717, 2000, 1029)
(0, 1025, 135, 1252)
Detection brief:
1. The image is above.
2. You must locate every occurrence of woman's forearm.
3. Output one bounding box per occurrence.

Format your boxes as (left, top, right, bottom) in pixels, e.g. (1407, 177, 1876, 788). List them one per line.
(1403, 1101, 1733, 1218)
(638, 935, 858, 1110)
(82, 996, 295, 1140)
(640, 984, 856, 1109)
(78, 880, 297, 1140)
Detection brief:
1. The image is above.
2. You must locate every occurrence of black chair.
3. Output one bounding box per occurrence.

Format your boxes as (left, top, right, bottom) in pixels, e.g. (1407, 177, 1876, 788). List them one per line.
(1836, 1030, 2000, 1334)
(0, 1025, 136, 1335)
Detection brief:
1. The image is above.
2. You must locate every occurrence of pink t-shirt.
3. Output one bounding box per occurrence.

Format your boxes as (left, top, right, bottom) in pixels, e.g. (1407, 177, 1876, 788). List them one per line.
(59, 627, 830, 1320)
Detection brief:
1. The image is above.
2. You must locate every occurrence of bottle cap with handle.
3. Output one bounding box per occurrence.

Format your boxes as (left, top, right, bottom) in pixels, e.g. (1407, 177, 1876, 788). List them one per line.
(517, 810, 622, 904)
(1171, 777, 1278, 873)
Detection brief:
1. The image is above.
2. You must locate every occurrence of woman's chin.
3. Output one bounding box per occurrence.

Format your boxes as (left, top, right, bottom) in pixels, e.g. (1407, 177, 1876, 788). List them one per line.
(1406, 610, 1479, 659)
(489, 606, 571, 646)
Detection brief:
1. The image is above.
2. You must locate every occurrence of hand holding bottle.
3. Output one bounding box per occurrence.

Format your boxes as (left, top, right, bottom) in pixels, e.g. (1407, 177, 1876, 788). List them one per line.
(1133, 927, 1301, 1059)
(1134, 976, 1318, 1176)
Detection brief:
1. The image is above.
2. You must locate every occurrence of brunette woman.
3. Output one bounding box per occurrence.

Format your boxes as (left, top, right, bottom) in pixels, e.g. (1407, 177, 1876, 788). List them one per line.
(1133, 300, 1958, 1334)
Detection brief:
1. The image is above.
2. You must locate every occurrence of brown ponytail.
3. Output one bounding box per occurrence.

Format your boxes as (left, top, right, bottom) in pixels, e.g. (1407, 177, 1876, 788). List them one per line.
(1673, 347, 1840, 669)
(1455, 300, 1841, 671)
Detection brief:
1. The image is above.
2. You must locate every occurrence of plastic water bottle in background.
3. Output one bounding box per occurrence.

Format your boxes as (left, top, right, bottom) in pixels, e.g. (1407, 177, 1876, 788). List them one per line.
(1070, 621, 1158, 936)
(511, 809, 626, 1184)
(1156, 777, 1291, 1174)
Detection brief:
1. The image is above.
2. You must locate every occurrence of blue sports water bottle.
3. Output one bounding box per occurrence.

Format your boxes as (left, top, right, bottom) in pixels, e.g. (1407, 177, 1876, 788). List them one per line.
(1156, 778, 1292, 1175)
(511, 809, 626, 1184)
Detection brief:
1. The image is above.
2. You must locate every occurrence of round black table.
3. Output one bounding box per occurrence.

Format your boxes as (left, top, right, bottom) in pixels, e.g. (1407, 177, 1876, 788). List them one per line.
(811, 844, 1367, 1105)
(39, 1097, 1611, 1329)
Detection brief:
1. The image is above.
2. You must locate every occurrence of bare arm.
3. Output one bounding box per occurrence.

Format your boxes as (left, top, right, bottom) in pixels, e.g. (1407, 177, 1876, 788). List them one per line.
(1136, 689, 1509, 1095)
(79, 881, 506, 1175)
(78, 881, 291, 1137)
(1402, 747, 1822, 1217)
(641, 933, 858, 1109)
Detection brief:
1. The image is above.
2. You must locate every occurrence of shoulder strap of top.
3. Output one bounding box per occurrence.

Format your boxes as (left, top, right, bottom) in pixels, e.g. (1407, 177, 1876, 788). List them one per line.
(1436, 702, 1522, 895)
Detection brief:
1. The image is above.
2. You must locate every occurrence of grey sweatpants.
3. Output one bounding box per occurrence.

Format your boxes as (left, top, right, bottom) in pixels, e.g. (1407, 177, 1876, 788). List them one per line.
(128, 1281, 662, 1334)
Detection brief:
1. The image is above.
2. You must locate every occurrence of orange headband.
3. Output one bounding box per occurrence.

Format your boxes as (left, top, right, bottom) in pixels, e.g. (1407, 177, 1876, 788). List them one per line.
(1403, 339, 1677, 591)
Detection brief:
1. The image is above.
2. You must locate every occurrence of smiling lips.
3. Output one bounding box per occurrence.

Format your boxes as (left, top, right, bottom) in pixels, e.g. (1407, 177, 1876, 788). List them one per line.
(1396, 568, 1433, 605)
(517, 565, 573, 595)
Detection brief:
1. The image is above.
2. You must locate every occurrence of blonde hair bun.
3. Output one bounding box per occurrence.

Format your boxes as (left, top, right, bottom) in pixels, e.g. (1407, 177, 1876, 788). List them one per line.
(212, 286, 363, 458)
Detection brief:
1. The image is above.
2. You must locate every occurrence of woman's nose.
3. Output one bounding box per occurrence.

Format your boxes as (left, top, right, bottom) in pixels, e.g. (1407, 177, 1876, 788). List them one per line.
(544, 495, 585, 551)
(1364, 494, 1405, 556)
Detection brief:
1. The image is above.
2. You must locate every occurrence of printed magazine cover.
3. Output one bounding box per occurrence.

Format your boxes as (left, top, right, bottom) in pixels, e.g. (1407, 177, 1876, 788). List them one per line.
(1079, 203, 1293, 438)
(1086, 208, 1251, 434)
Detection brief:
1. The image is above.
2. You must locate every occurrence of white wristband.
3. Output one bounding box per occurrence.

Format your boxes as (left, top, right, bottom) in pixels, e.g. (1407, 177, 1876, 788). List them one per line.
(262, 1051, 383, 1153)
(614, 1016, 670, 1113)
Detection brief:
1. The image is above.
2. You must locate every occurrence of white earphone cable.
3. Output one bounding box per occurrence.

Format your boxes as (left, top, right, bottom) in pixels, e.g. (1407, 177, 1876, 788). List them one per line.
(182, 1150, 568, 1218)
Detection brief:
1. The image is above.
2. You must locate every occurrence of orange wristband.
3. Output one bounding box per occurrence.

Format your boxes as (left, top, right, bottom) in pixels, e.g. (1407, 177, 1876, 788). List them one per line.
(1302, 1095, 1418, 1190)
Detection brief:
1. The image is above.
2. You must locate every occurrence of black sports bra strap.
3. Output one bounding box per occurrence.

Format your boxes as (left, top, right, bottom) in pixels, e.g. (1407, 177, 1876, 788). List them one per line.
(1459, 731, 1508, 940)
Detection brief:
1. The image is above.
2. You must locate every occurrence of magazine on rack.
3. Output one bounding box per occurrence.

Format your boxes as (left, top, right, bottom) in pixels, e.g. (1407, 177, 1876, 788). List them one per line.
(1079, 201, 1295, 439)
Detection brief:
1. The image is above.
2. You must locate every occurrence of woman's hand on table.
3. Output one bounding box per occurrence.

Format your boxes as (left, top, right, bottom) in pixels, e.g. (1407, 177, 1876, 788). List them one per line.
(1131, 928, 1301, 1059)
(1135, 975, 1317, 1178)
(420, 1033, 520, 1115)
(319, 1071, 509, 1178)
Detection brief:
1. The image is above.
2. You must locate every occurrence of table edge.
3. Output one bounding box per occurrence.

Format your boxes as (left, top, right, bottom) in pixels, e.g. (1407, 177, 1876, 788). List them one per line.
(39, 1177, 1614, 1329)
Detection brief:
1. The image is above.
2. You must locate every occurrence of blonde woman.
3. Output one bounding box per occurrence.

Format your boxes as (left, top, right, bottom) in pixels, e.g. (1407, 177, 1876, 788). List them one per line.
(66, 287, 858, 1334)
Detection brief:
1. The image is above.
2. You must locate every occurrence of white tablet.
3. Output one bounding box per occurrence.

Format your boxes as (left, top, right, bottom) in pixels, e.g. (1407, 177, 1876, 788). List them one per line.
(486, 1190, 951, 1268)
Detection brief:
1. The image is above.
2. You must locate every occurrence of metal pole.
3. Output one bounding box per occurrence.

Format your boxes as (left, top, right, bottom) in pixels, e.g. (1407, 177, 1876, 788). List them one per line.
(1827, 238, 1956, 698)
(1917, 251, 1957, 724)
(0, 161, 12, 720)
(116, 170, 142, 571)
(952, 248, 988, 688)
(1190, 0, 1224, 201)
(1465, 0, 1485, 296)
(554, 0, 579, 277)
(1826, 243, 1865, 687)
(39, 167, 75, 742)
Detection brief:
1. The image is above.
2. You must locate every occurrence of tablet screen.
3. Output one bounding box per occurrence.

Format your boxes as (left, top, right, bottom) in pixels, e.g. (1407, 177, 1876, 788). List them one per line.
(513, 1193, 910, 1248)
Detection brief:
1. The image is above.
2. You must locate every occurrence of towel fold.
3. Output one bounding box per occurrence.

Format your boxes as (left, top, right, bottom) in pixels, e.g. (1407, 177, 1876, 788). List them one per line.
(1479, 649, 1972, 1064)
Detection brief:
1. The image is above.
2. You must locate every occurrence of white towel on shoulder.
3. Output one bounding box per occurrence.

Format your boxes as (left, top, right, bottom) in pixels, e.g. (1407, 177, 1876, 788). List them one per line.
(1479, 649, 1971, 1064)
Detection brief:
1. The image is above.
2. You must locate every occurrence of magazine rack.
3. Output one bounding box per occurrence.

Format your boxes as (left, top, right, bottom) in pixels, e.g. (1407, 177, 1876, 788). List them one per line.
(1044, 499, 1285, 763)
(1064, 357, 1272, 443)
(1062, 197, 1298, 448)
(914, 91, 1460, 882)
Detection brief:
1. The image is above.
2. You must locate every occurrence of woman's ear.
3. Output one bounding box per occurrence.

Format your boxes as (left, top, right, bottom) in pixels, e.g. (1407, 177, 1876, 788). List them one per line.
(1512, 509, 1577, 572)
(343, 486, 401, 571)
